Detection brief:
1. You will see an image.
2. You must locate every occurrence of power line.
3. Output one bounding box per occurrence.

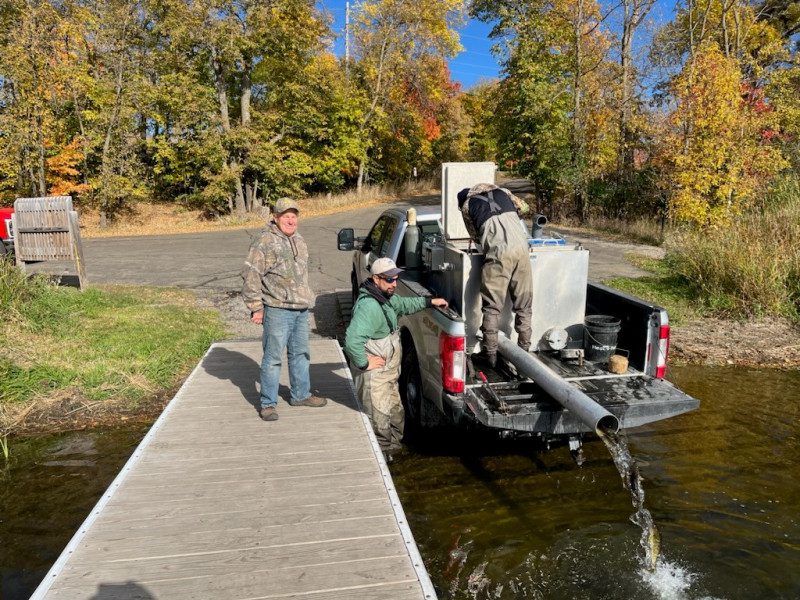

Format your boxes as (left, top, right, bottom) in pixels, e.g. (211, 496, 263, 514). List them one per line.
(457, 48, 496, 58)
(449, 59, 499, 69)
(459, 32, 493, 41)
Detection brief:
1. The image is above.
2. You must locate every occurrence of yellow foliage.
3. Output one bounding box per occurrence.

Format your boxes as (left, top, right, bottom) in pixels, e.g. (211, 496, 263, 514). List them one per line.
(664, 43, 787, 229)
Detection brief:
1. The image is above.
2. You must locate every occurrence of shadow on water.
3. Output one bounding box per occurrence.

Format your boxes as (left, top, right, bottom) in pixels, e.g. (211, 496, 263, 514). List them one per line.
(0, 426, 148, 600)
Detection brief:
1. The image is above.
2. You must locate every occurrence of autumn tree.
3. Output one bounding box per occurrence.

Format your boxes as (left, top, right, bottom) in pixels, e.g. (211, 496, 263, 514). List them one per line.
(473, 0, 618, 220)
(350, 0, 464, 189)
(616, 0, 656, 210)
(0, 0, 63, 198)
(662, 43, 787, 228)
(149, 0, 330, 215)
(461, 80, 499, 162)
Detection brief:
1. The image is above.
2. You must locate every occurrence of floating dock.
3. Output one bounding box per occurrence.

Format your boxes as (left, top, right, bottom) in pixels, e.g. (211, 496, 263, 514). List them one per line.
(32, 339, 436, 600)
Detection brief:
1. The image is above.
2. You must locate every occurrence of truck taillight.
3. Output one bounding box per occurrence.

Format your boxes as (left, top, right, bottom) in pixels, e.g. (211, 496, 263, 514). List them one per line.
(440, 333, 465, 394)
(655, 324, 670, 379)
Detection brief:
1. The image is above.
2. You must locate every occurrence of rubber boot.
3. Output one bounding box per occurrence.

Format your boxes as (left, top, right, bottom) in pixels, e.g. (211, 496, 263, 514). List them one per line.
(517, 334, 531, 353)
(481, 329, 498, 368)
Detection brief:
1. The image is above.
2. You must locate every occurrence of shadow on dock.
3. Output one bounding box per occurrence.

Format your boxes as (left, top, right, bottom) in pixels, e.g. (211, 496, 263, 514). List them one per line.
(89, 581, 154, 599)
(202, 345, 360, 414)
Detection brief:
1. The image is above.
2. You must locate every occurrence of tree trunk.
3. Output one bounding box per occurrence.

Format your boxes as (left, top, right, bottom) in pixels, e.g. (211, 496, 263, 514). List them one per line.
(619, 0, 647, 212)
(572, 0, 587, 223)
(240, 64, 252, 127)
(211, 46, 246, 216)
(240, 62, 253, 212)
(245, 183, 255, 211)
(357, 157, 366, 193)
(99, 57, 126, 227)
(17, 149, 26, 196)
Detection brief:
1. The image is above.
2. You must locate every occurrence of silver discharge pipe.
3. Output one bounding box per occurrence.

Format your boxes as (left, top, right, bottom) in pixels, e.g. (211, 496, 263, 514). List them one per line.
(497, 334, 620, 434)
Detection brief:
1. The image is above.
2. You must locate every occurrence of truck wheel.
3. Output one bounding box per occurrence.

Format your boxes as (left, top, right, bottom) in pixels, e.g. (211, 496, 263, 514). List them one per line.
(400, 344, 423, 439)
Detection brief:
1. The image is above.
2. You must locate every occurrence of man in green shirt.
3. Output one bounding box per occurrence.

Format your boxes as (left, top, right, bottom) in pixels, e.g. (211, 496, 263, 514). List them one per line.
(345, 257, 448, 454)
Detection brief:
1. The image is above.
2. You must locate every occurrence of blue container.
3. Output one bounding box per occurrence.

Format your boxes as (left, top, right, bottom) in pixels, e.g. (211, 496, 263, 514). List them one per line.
(528, 238, 566, 246)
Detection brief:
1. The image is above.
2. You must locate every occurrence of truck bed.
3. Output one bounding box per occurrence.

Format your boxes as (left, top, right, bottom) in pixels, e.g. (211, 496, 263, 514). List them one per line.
(462, 353, 699, 436)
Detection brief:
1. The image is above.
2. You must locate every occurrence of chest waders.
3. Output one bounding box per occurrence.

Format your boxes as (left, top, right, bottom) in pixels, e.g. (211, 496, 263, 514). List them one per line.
(478, 210, 534, 358)
(355, 318, 405, 454)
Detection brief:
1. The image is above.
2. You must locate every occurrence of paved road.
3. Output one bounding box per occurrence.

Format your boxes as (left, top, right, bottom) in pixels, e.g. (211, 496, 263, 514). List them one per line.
(76, 193, 660, 338)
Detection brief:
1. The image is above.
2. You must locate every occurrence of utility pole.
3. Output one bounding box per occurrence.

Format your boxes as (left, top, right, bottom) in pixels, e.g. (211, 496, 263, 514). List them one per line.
(345, 1, 350, 75)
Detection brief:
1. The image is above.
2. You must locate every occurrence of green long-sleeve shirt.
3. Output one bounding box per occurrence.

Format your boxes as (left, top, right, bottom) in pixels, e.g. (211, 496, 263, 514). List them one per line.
(344, 284, 431, 370)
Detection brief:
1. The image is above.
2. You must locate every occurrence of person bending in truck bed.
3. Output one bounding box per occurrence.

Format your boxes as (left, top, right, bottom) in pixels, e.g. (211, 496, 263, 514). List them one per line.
(458, 183, 533, 367)
(344, 257, 448, 455)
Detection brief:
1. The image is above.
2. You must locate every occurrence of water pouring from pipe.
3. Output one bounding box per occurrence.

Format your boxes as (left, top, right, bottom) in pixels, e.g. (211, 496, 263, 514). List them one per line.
(598, 427, 662, 572)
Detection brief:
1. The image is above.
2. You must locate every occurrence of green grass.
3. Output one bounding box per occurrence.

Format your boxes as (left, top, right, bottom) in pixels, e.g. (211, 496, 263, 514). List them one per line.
(603, 255, 701, 326)
(1, 260, 226, 421)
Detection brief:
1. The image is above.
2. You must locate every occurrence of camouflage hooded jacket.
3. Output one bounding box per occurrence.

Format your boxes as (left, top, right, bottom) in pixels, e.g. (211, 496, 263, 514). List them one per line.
(459, 183, 529, 242)
(241, 223, 313, 312)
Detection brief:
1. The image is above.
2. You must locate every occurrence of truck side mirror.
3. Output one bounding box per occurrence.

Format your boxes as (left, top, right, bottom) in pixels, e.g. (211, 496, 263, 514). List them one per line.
(337, 228, 355, 251)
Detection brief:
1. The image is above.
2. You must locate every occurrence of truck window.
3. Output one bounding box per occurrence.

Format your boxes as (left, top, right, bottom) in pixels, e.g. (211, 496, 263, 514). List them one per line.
(366, 216, 391, 253)
(379, 218, 398, 257)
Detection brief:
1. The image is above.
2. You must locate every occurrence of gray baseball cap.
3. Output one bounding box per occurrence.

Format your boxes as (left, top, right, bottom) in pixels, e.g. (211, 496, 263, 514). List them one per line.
(370, 257, 403, 277)
(273, 197, 300, 215)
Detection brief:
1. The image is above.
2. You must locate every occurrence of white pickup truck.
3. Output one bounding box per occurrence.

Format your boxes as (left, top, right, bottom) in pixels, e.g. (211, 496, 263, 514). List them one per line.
(337, 163, 698, 454)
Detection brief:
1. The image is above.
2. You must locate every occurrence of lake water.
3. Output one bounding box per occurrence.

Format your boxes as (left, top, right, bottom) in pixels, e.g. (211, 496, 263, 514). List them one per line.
(0, 425, 147, 598)
(2, 366, 798, 599)
(390, 365, 800, 599)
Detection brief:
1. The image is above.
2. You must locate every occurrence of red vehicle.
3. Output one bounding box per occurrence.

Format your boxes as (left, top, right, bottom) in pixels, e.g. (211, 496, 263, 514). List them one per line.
(0, 206, 14, 256)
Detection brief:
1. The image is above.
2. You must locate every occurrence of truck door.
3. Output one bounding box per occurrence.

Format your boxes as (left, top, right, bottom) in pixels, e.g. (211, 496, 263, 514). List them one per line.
(356, 215, 398, 284)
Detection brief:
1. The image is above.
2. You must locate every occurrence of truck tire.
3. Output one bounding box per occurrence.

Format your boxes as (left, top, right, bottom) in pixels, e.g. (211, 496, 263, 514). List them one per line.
(400, 344, 423, 440)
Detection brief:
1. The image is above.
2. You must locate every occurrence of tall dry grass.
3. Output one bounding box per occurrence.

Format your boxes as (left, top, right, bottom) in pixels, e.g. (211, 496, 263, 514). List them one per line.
(79, 177, 439, 238)
(555, 215, 667, 246)
(666, 194, 800, 320)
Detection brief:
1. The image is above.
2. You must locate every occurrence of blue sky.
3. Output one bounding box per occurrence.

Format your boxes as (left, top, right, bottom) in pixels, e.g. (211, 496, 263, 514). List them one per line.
(317, 0, 683, 90)
(317, 1, 501, 89)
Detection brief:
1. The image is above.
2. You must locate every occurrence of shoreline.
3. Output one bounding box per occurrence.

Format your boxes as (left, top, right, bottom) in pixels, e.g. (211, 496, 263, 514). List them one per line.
(5, 313, 798, 439)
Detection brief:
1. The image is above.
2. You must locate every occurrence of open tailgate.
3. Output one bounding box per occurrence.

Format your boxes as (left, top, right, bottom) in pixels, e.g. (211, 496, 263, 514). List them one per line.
(462, 353, 699, 435)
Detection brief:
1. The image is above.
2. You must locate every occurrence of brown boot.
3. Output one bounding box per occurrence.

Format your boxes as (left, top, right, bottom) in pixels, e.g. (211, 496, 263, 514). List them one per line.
(259, 406, 279, 421)
(291, 395, 328, 407)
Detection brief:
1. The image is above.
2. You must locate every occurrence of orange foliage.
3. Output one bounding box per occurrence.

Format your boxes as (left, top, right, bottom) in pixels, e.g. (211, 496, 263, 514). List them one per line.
(423, 117, 441, 141)
(47, 138, 92, 196)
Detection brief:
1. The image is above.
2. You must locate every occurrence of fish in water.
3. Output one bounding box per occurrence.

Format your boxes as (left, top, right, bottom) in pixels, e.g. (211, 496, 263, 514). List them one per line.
(646, 522, 662, 571)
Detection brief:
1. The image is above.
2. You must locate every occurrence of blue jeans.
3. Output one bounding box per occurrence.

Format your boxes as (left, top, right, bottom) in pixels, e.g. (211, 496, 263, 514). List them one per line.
(260, 307, 310, 409)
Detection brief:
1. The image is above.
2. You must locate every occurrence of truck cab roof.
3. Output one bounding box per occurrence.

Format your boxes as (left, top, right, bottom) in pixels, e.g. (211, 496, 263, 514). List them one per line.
(381, 205, 442, 222)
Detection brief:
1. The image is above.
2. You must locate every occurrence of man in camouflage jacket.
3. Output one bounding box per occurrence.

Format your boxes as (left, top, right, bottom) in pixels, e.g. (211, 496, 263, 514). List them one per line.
(242, 198, 327, 421)
(458, 183, 533, 367)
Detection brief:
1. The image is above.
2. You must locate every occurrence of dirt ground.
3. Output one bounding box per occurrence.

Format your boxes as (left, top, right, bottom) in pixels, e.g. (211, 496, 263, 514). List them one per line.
(670, 316, 800, 369)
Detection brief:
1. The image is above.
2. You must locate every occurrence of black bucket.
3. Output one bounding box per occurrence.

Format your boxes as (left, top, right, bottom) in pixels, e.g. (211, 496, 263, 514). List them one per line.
(583, 315, 621, 362)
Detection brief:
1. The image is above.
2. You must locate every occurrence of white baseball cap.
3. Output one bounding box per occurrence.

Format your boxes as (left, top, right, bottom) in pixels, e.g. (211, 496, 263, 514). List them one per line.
(370, 257, 403, 277)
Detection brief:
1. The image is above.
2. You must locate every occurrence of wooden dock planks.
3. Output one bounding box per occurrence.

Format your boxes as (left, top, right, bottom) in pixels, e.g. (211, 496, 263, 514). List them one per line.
(32, 340, 436, 600)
